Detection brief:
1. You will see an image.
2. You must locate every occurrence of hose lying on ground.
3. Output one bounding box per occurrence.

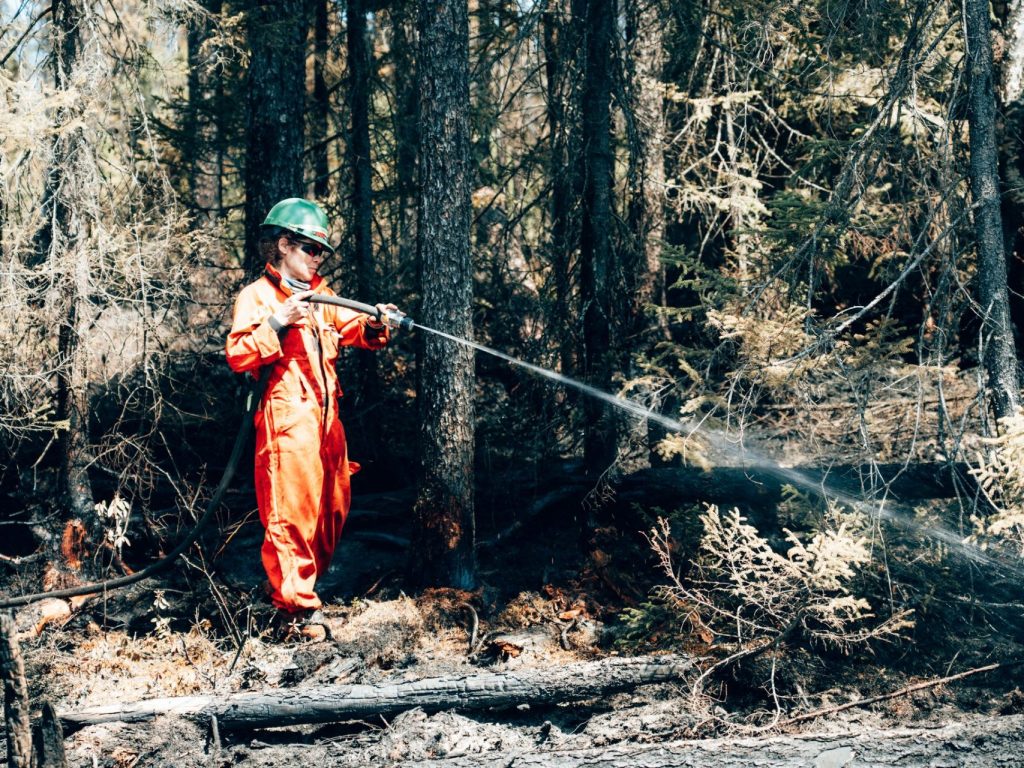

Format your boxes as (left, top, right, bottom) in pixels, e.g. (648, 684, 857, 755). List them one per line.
(0, 379, 261, 610)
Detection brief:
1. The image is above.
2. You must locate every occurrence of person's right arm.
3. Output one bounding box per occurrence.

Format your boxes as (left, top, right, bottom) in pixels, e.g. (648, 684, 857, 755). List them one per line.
(225, 288, 309, 374)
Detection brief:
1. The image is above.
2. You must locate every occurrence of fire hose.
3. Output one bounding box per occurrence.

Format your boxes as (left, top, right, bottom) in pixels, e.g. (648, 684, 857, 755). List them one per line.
(306, 295, 414, 331)
(0, 297, 411, 610)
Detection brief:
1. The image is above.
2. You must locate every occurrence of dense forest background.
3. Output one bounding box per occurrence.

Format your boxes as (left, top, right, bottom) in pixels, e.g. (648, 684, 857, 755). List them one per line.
(4, 0, 1024, 705)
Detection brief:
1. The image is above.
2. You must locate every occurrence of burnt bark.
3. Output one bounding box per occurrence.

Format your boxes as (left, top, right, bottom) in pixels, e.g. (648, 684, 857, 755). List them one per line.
(311, 0, 331, 199)
(577, 0, 617, 476)
(391, 0, 418, 271)
(543, 1, 582, 378)
(1, 613, 31, 768)
(243, 0, 307, 275)
(410, 0, 476, 589)
(479, 461, 971, 553)
(59, 655, 694, 731)
(348, 0, 380, 419)
(965, 0, 1021, 421)
(348, 0, 373, 279)
(615, 462, 973, 508)
(32, 702, 67, 768)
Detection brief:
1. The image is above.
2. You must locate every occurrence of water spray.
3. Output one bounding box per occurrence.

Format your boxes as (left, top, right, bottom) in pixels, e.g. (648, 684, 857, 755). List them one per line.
(322, 300, 1018, 577)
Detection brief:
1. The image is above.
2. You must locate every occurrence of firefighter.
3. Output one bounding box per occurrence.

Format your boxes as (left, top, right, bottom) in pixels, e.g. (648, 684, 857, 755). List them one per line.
(225, 198, 398, 631)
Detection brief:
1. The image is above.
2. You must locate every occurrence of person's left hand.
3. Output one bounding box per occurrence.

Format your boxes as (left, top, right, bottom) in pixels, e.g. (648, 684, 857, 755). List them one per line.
(371, 303, 402, 329)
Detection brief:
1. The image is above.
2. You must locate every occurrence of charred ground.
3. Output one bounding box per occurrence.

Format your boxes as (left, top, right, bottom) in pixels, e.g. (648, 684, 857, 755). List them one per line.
(3, 454, 1024, 767)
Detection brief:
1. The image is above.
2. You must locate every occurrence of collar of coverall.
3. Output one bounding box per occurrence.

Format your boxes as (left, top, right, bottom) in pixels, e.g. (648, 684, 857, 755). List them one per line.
(263, 261, 324, 294)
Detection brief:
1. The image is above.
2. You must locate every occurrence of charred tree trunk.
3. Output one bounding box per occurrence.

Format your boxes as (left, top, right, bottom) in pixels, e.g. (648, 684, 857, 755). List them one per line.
(410, 0, 476, 589)
(1, 613, 31, 768)
(543, 2, 582, 378)
(348, 0, 380, 421)
(59, 655, 694, 730)
(49, 0, 93, 522)
(33, 702, 67, 768)
(391, 0, 418, 273)
(965, 0, 1021, 421)
(577, 0, 617, 476)
(243, 0, 307, 275)
(186, 0, 224, 224)
(311, 0, 331, 199)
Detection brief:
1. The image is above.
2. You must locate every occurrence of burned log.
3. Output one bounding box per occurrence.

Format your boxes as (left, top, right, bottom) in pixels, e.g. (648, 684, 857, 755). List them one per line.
(59, 654, 694, 731)
(615, 462, 972, 510)
(481, 461, 974, 555)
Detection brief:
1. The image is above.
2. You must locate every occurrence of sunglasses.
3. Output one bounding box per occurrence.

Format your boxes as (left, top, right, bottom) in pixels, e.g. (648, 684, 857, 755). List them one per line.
(290, 239, 328, 258)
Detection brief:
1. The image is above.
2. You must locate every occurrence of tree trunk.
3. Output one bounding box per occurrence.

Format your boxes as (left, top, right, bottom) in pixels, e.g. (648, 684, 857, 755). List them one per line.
(624, 0, 668, 464)
(577, 0, 617, 477)
(243, 0, 308, 275)
(624, 0, 667, 336)
(185, 0, 224, 224)
(543, 1, 582, 378)
(49, 0, 93, 522)
(32, 702, 67, 768)
(311, 0, 331, 199)
(1001, 0, 1024, 105)
(59, 655, 694, 731)
(348, 0, 380, 420)
(994, 1, 1024, 404)
(965, 0, 1021, 421)
(391, 0, 418, 274)
(1, 613, 31, 768)
(410, 0, 476, 589)
(396, 715, 1024, 767)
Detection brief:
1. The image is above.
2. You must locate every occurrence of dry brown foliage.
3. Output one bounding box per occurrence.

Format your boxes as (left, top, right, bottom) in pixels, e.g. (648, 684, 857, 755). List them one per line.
(648, 506, 913, 654)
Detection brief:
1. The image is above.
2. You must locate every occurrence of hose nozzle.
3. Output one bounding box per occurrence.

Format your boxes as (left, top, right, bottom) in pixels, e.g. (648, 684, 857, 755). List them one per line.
(383, 309, 415, 332)
(306, 294, 414, 332)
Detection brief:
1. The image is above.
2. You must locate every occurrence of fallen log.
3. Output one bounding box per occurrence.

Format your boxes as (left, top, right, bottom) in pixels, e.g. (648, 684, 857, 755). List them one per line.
(394, 713, 1024, 767)
(478, 462, 976, 554)
(616, 462, 973, 509)
(59, 654, 694, 732)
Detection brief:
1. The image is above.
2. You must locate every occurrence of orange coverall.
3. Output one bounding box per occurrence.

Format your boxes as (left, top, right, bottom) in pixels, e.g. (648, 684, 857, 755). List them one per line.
(225, 263, 389, 613)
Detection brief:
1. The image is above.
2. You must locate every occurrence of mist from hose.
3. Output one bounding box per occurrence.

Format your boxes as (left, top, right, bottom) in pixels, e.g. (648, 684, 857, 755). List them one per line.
(414, 323, 1020, 576)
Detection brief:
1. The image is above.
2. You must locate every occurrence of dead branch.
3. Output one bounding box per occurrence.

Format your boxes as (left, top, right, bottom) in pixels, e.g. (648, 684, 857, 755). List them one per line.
(780, 659, 1024, 727)
(459, 602, 479, 654)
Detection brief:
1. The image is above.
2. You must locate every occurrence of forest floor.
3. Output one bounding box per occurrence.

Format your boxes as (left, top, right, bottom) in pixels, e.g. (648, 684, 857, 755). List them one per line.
(6, 474, 1024, 767)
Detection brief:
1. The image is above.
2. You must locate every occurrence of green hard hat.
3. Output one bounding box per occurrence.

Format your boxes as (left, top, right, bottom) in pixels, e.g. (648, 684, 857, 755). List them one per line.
(261, 198, 335, 253)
